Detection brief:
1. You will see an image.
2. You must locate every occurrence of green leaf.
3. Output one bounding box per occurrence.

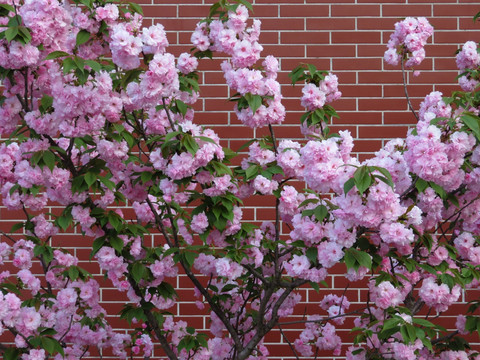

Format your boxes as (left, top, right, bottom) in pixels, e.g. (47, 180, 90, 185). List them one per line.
(8, 15, 21, 27)
(3, 348, 21, 360)
(343, 177, 355, 195)
(288, 66, 305, 85)
(400, 325, 410, 343)
(91, 237, 105, 258)
(10, 222, 24, 233)
(351, 249, 372, 269)
(131, 262, 146, 283)
(76, 30, 90, 46)
(462, 113, 480, 140)
(246, 94, 263, 114)
(62, 57, 76, 74)
(141, 171, 153, 183)
(41, 336, 59, 355)
(211, 161, 232, 176)
(412, 318, 436, 328)
(84, 172, 96, 187)
(237, 138, 256, 152)
(40, 328, 57, 336)
(306, 247, 318, 264)
(245, 164, 259, 180)
(98, 176, 116, 190)
(430, 182, 446, 200)
(157, 282, 176, 299)
(5, 26, 18, 42)
(68, 266, 79, 281)
(163, 130, 182, 145)
(184, 251, 198, 268)
(182, 134, 199, 155)
(129, 2, 144, 15)
(235, 0, 253, 12)
(57, 212, 72, 231)
(85, 60, 102, 72)
(415, 178, 428, 193)
(354, 166, 372, 195)
(176, 99, 188, 116)
(79, 0, 93, 8)
(344, 249, 356, 270)
(406, 324, 417, 343)
(110, 236, 124, 253)
(46, 51, 70, 60)
(0, 4, 15, 12)
(383, 317, 401, 330)
(73, 56, 85, 71)
(17, 27, 32, 44)
(313, 205, 328, 222)
(41, 95, 53, 109)
(344, 248, 371, 270)
(43, 151, 55, 171)
(309, 281, 320, 292)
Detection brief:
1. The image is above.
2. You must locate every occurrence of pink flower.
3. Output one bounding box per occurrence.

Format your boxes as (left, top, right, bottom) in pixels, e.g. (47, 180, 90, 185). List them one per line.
(191, 212, 209, 233)
(177, 52, 198, 74)
(21, 307, 41, 331)
(253, 175, 278, 195)
(214, 258, 243, 279)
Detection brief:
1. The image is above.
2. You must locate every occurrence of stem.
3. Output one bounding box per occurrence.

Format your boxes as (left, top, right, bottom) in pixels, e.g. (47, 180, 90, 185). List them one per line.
(268, 124, 278, 154)
(277, 308, 365, 325)
(23, 68, 29, 112)
(162, 97, 177, 132)
(431, 330, 459, 344)
(0, 231, 17, 243)
(434, 195, 480, 233)
(129, 280, 179, 360)
(144, 197, 243, 350)
(401, 58, 419, 122)
(278, 324, 300, 360)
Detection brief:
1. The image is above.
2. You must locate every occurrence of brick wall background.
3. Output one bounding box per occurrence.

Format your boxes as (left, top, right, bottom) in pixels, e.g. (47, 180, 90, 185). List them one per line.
(2, 0, 480, 359)
(139, 1, 480, 358)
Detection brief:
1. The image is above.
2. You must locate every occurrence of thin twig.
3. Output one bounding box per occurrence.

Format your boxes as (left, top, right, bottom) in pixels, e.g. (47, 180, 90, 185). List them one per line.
(401, 58, 419, 122)
(278, 324, 300, 360)
(278, 308, 365, 325)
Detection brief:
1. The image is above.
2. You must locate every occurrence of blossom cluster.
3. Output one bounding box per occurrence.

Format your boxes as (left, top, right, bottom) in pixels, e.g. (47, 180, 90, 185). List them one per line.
(192, 5, 285, 128)
(384, 17, 433, 67)
(1, 0, 480, 360)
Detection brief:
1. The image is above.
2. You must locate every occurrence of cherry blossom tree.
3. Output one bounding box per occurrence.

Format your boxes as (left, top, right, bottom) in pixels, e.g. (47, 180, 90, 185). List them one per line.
(0, 1, 480, 360)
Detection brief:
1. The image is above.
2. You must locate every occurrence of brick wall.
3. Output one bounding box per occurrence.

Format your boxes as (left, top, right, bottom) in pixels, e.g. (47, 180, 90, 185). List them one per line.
(139, 1, 480, 358)
(140, 0, 480, 160)
(2, 0, 480, 359)
(138, 1, 480, 358)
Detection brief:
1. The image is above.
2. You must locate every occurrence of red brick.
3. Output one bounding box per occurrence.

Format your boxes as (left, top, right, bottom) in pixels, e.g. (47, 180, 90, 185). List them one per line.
(383, 84, 433, 97)
(360, 98, 410, 111)
(307, 44, 356, 58)
(333, 58, 382, 70)
(261, 18, 305, 30)
(357, 44, 388, 57)
(332, 31, 381, 44)
(307, 18, 355, 31)
(358, 125, 409, 138)
(341, 85, 383, 98)
(331, 4, 380, 17)
(357, 17, 398, 30)
(280, 4, 329, 17)
(178, 5, 211, 17)
(143, 5, 177, 18)
(382, 4, 432, 17)
(281, 31, 329, 45)
(434, 30, 480, 43)
(434, 4, 480, 16)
